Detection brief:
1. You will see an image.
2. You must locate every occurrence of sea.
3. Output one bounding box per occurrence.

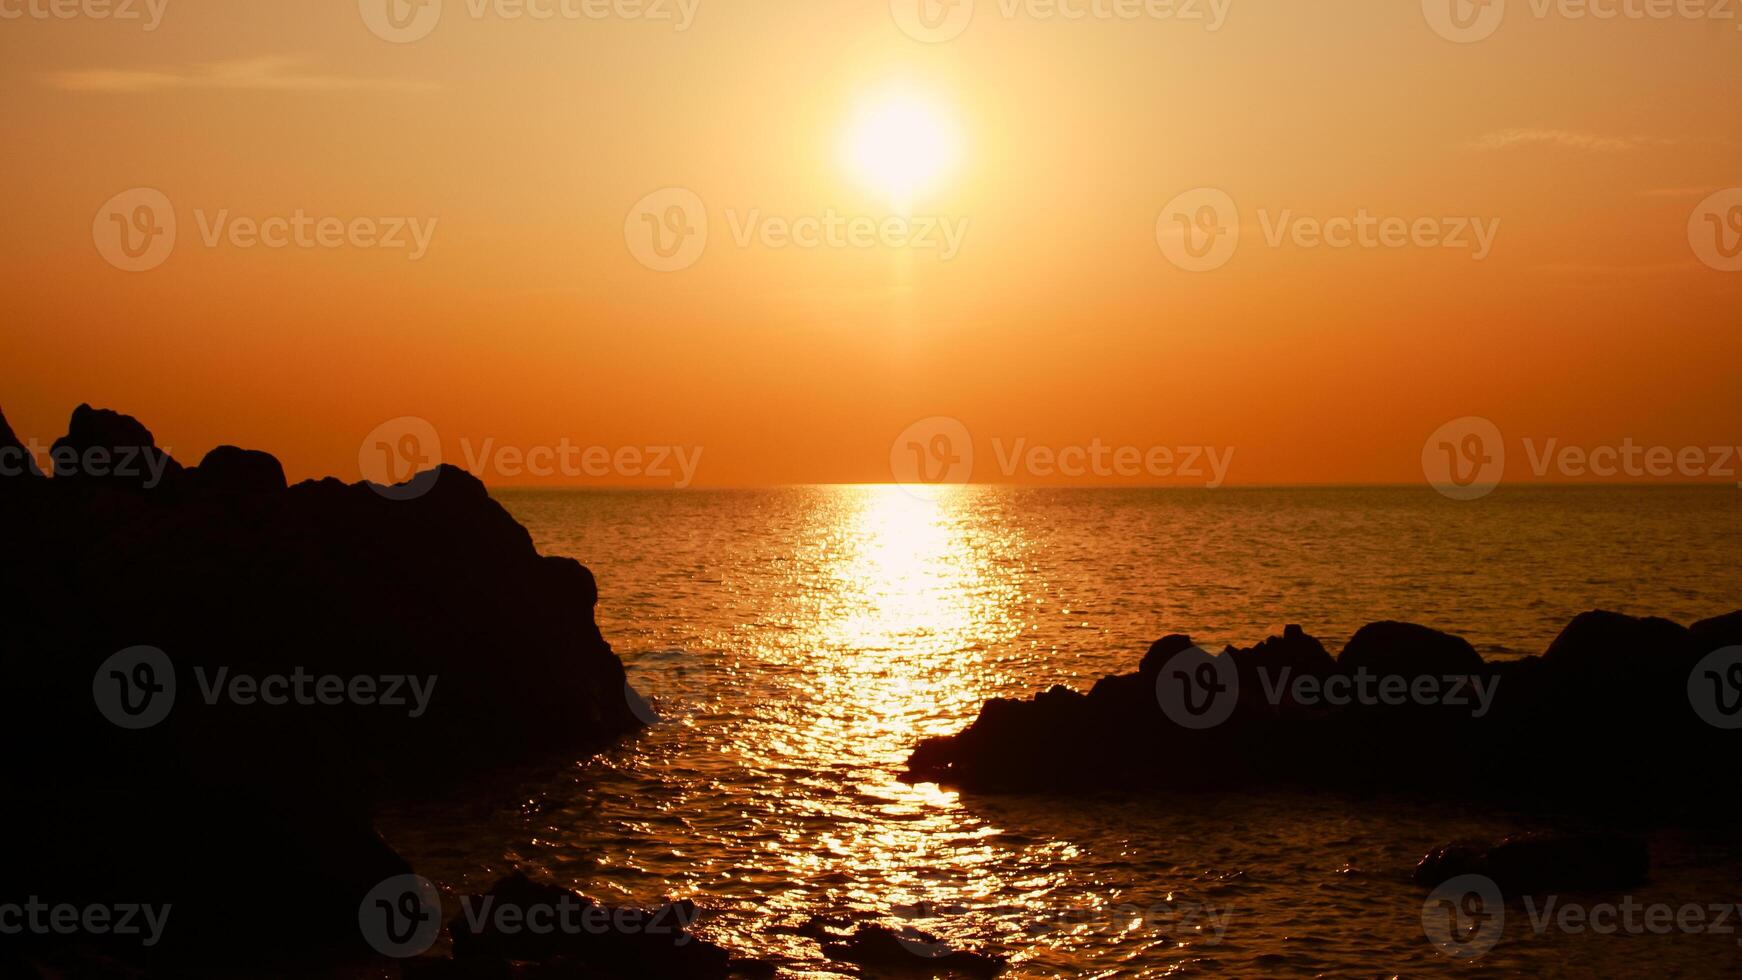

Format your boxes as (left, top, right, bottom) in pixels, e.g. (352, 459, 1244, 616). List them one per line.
(379, 485, 1742, 977)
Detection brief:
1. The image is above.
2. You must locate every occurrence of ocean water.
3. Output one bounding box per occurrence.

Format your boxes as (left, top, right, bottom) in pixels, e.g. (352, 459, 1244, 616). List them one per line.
(381, 486, 1742, 977)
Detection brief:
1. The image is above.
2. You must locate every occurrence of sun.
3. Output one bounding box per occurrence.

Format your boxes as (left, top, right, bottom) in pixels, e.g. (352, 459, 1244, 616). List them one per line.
(841, 90, 961, 211)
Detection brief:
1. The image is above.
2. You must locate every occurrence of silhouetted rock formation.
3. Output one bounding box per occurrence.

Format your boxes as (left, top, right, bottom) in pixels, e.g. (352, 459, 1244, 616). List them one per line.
(905, 611, 1742, 804)
(818, 923, 1007, 977)
(0, 403, 646, 971)
(1415, 832, 1649, 893)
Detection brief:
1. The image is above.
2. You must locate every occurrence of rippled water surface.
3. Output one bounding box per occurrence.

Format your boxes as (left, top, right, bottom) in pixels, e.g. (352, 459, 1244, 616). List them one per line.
(382, 486, 1742, 977)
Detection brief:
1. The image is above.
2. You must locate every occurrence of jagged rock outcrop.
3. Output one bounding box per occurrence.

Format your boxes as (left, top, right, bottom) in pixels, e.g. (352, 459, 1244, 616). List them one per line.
(906, 610, 1742, 804)
(0, 403, 647, 970)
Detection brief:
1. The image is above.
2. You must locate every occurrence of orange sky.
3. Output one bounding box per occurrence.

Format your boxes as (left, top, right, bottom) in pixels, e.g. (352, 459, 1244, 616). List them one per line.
(2, 0, 1738, 487)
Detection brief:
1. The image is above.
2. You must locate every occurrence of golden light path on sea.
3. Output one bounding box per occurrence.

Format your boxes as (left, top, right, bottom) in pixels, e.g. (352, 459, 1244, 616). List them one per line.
(738, 486, 1080, 946)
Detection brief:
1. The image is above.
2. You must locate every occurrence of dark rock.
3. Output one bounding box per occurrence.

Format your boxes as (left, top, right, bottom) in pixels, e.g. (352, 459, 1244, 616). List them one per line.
(821, 923, 1006, 977)
(1690, 611, 1742, 652)
(0, 403, 648, 970)
(1137, 633, 1199, 679)
(0, 405, 45, 481)
(47, 403, 186, 491)
(906, 612, 1742, 803)
(448, 872, 729, 979)
(192, 445, 287, 493)
(1415, 833, 1649, 893)
(727, 956, 780, 978)
(1228, 624, 1338, 716)
(1338, 621, 1484, 678)
(1542, 610, 1694, 676)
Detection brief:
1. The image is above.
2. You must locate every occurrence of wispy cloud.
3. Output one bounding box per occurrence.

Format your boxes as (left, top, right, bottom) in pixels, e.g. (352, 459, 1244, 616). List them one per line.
(43, 57, 438, 94)
(1471, 128, 1653, 153)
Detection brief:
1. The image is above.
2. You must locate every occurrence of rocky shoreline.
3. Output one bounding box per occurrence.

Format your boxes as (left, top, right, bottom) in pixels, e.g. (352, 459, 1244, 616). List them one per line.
(7, 402, 1738, 976)
(1, 404, 667, 975)
(903, 610, 1742, 801)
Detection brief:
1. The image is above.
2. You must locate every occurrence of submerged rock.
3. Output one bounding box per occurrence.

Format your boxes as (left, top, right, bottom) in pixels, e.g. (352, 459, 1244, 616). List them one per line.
(1415, 832, 1650, 893)
(446, 872, 730, 979)
(821, 923, 1007, 977)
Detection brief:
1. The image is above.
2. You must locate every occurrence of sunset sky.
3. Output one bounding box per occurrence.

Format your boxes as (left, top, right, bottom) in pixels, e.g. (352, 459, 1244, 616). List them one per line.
(2, 0, 1737, 487)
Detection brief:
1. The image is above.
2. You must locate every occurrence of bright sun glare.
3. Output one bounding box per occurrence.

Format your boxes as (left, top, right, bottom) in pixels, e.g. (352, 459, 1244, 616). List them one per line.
(842, 92, 961, 210)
